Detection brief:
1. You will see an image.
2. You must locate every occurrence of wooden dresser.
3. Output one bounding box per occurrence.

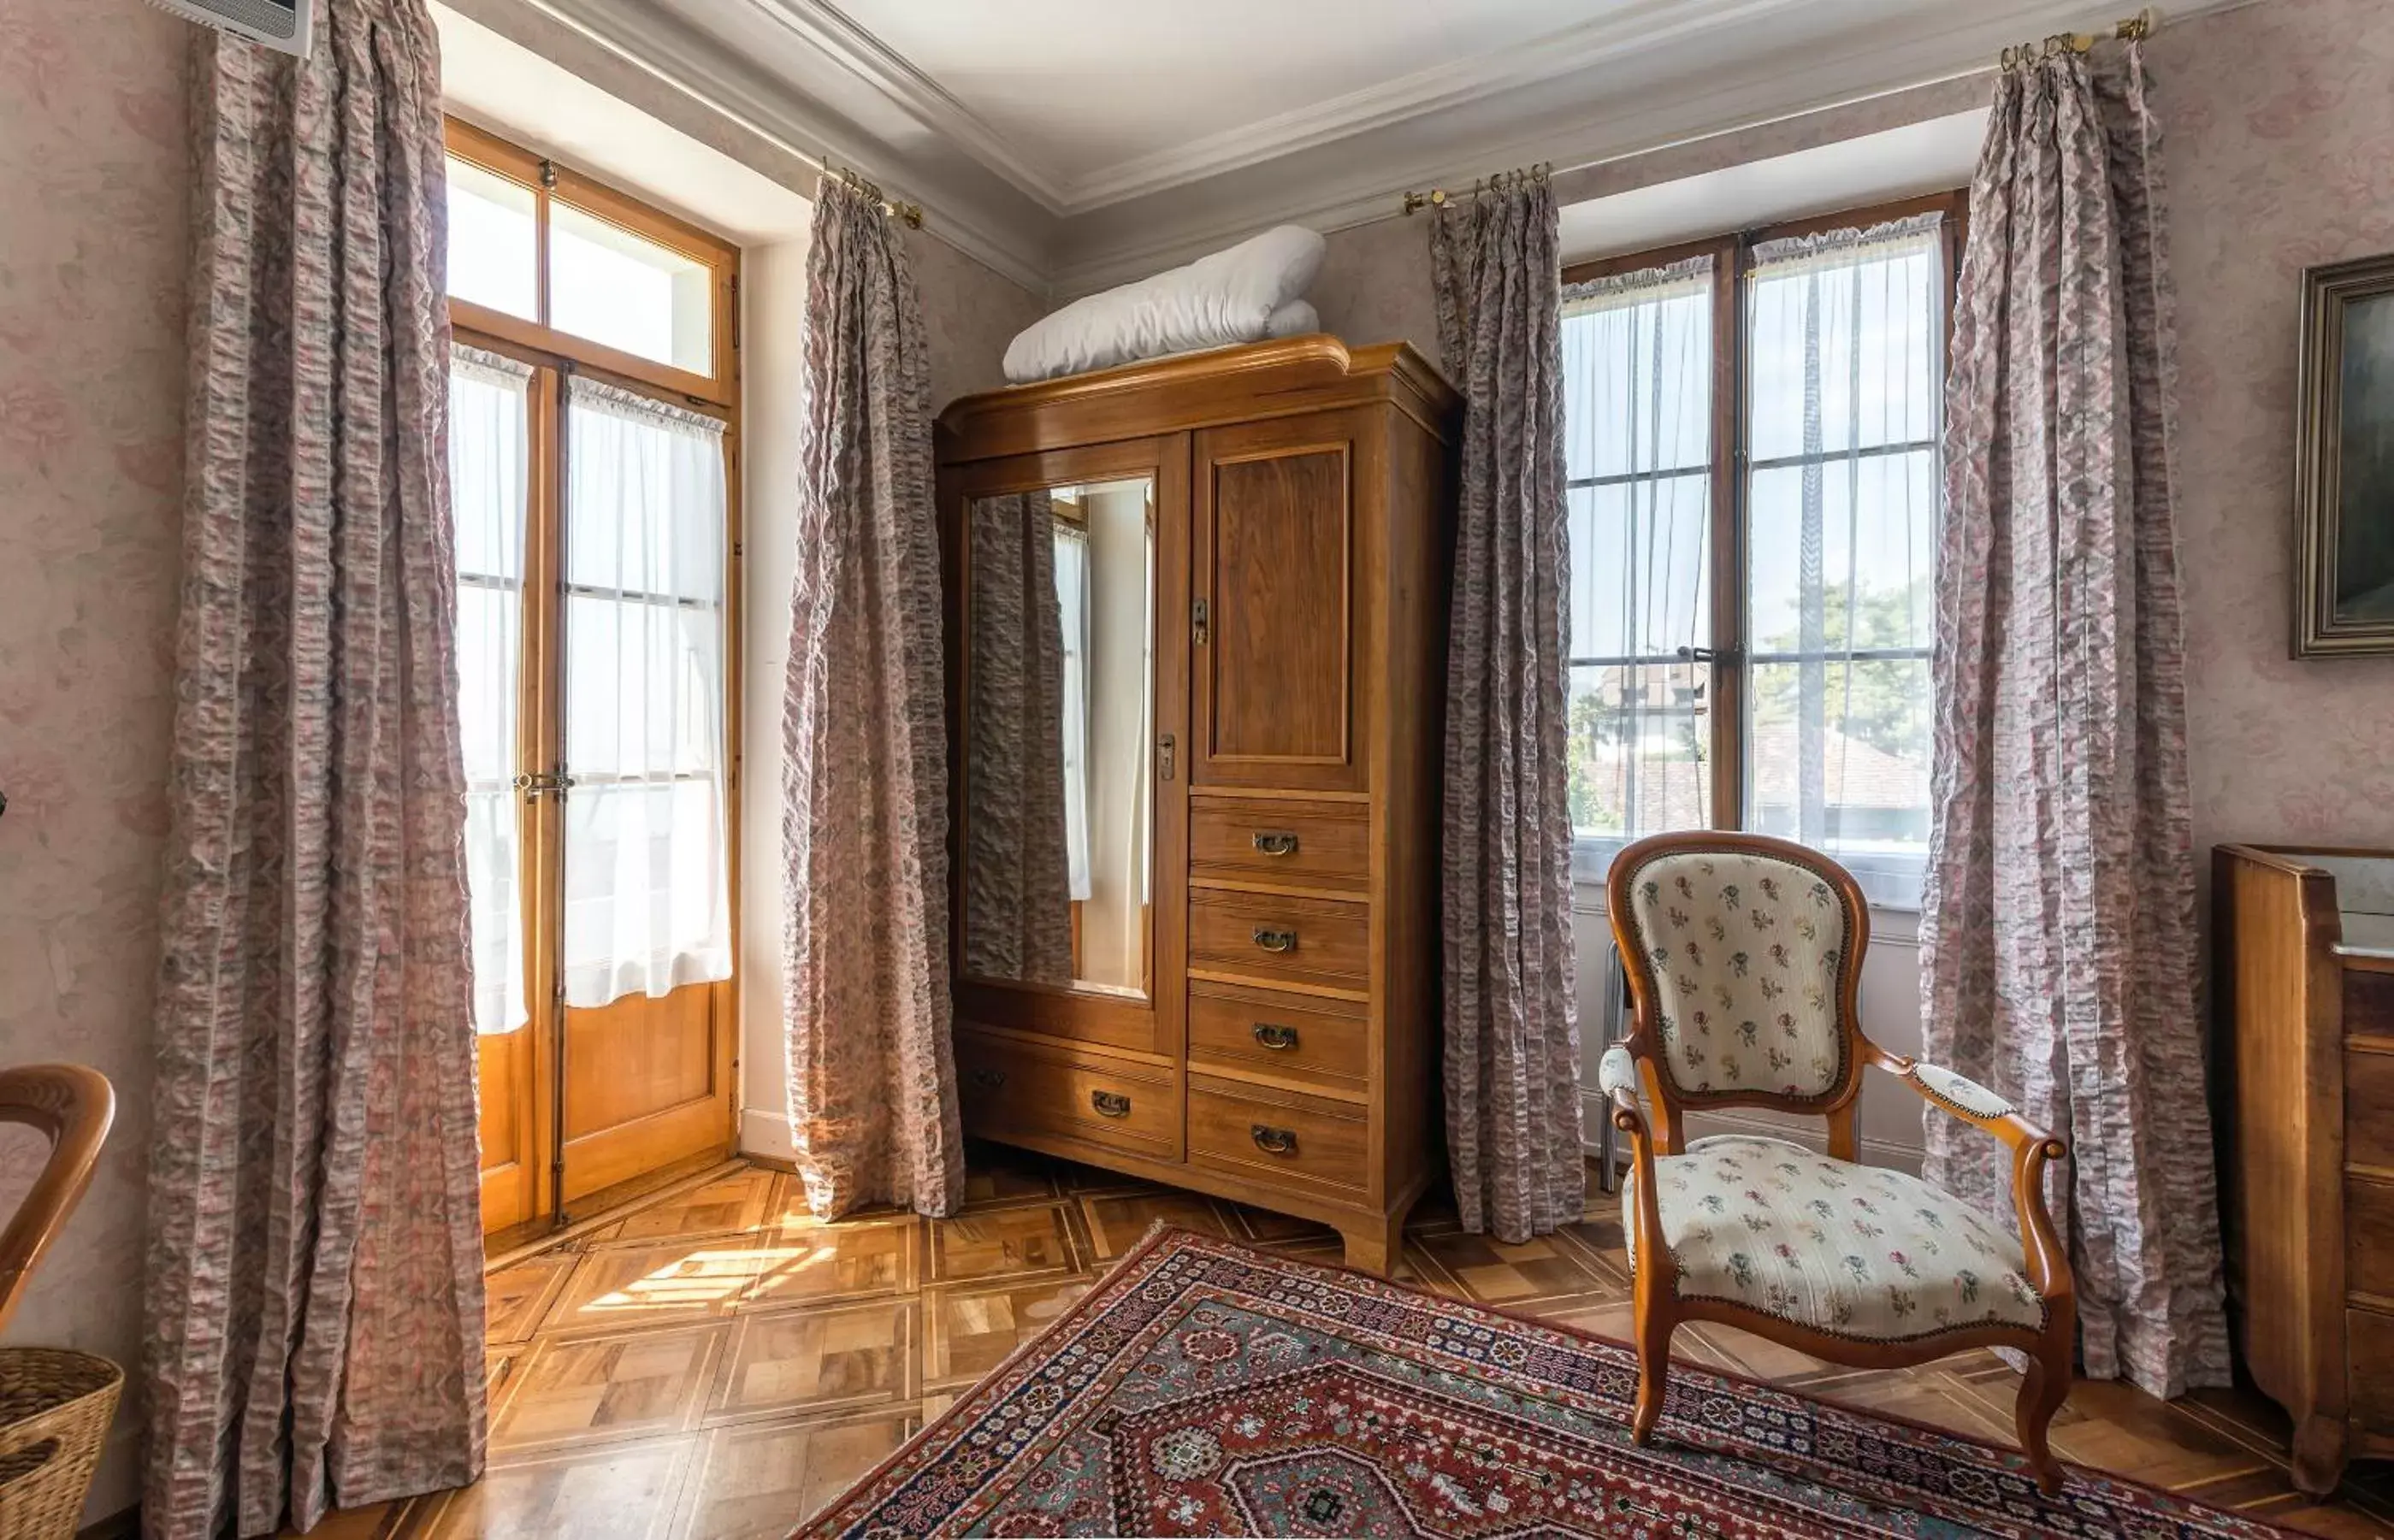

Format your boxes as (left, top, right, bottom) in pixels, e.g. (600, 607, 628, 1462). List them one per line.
(935, 338, 1457, 1271)
(2214, 843, 2394, 1493)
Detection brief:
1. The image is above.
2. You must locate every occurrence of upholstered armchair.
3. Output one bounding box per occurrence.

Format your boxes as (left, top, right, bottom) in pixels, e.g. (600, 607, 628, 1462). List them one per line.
(1602, 832, 2077, 1493)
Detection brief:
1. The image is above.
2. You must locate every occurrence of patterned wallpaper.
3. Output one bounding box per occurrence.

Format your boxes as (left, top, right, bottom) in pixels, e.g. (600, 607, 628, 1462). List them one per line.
(2155, 0, 2394, 858)
(0, 0, 192, 1518)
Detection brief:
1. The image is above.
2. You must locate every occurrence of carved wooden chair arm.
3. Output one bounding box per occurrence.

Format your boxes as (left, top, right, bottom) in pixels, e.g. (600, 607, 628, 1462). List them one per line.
(1598, 1045, 1667, 1249)
(1865, 1043, 2072, 1301)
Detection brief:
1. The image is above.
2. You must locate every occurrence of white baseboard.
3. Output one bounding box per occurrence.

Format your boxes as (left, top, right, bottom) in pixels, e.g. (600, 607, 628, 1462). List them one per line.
(739, 1106, 795, 1162)
(1580, 1093, 1924, 1175)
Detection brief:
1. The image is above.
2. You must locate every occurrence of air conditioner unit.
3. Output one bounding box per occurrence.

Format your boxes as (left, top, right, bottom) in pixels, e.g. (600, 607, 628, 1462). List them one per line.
(148, 0, 314, 57)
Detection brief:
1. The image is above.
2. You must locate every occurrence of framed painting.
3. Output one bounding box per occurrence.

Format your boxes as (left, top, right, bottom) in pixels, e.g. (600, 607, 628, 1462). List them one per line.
(2295, 251, 2394, 657)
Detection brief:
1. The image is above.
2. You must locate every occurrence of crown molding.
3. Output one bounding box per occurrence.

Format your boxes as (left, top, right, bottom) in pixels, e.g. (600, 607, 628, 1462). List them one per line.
(739, 0, 1077, 210)
(1041, 0, 2260, 297)
(452, 0, 1058, 294)
(1052, 0, 1818, 213)
(450, 0, 2267, 304)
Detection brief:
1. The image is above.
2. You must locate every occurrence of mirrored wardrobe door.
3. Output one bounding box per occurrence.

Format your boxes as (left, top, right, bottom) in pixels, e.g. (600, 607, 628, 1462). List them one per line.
(945, 439, 1190, 1060)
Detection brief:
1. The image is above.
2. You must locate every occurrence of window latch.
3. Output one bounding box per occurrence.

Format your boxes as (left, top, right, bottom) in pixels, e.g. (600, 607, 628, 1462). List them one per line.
(1676, 645, 1744, 664)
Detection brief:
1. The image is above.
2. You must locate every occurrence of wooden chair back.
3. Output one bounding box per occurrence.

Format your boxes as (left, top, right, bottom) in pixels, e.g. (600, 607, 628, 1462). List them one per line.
(0, 1064, 115, 1336)
(1605, 829, 1874, 1159)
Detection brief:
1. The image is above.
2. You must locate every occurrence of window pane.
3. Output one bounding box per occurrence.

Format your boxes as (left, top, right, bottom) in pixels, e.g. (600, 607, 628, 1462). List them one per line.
(1747, 233, 1939, 462)
(1562, 262, 1712, 481)
(449, 351, 532, 1035)
(550, 200, 714, 375)
(1742, 216, 1943, 896)
(1747, 656, 1932, 849)
(1568, 480, 1709, 662)
(1569, 660, 1711, 841)
(446, 156, 538, 321)
(560, 387, 730, 1008)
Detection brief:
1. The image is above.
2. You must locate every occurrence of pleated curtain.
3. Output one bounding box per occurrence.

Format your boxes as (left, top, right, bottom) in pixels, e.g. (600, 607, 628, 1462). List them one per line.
(781, 180, 965, 1220)
(1920, 39, 2231, 1399)
(1429, 181, 1587, 1242)
(144, 3, 488, 1534)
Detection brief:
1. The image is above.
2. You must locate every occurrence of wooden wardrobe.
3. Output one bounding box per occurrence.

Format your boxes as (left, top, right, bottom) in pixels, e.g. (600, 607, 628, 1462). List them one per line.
(2215, 843, 2394, 1495)
(935, 337, 1458, 1271)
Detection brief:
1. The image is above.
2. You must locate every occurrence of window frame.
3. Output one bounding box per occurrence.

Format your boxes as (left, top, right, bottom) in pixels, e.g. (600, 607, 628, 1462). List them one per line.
(445, 117, 746, 1230)
(444, 117, 742, 410)
(1559, 189, 1965, 900)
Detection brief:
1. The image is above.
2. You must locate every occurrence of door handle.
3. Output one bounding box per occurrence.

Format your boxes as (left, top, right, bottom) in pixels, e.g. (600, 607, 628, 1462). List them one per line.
(970, 1068, 1007, 1091)
(1250, 1124, 1297, 1155)
(1158, 734, 1176, 782)
(1251, 928, 1297, 953)
(1091, 1090, 1132, 1119)
(1251, 1023, 1299, 1051)
(1251, 831, 1299, 857)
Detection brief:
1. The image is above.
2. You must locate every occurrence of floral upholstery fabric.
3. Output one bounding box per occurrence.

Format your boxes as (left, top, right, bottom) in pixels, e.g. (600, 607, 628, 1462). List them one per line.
(1628, 1136, 2043, 1342)
(1910, 1062, 2014, 1119)
(1620, 850, 1851, 1098)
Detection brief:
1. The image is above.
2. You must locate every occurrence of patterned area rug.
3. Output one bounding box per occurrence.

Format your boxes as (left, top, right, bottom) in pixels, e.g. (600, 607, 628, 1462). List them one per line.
(798, 1227, 2285, 1538)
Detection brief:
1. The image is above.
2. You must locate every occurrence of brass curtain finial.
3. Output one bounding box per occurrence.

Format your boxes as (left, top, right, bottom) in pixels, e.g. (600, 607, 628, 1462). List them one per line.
(1401, 162, 1551, 215)
(829, 162, 925, 227)
(2000, 7, 2159, 68)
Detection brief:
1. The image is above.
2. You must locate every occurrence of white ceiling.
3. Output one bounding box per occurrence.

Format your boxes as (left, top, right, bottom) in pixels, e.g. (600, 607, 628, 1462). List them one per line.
(443, 0, 2263, 295)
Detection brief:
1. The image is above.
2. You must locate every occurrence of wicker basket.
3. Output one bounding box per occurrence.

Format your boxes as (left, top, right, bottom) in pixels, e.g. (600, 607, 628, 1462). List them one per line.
(0, 1349, 122, 1540)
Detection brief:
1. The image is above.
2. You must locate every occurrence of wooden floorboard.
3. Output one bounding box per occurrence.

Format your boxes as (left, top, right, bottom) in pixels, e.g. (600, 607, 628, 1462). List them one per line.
(289, 1150, 2393, 1538)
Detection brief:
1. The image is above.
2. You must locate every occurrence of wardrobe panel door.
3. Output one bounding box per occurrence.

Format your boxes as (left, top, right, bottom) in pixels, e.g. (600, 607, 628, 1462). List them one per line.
(1192, 411, 1374, 793)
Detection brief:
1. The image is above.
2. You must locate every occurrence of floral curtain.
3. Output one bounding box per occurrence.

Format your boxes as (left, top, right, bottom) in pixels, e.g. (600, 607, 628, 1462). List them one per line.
(1430, 180, 1586, 1242)
(961, 490, 1076, 988)
(144, 5, 488, 1536)
(782, 180, 964, 1219)
(1921, 39, 2231, 1399)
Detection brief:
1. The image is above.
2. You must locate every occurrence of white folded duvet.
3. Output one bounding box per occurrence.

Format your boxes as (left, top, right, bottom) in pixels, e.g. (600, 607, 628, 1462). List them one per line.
(1003, 225, 1327, 385)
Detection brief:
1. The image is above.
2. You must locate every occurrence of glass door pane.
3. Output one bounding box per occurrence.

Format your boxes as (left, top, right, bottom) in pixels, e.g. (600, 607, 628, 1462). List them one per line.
(450, 348, 533, 1036)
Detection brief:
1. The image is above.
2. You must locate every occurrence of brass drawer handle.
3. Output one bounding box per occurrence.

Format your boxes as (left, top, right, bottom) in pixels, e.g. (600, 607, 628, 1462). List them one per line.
(1251, 927, 1297, 953)
(1251, 1023, 1299, 1051)
(1091, 1090, 1132, 1119)
(1250, 1124, 1298, 1155)
(970, 1068, 1007, 1091)
(1251, 830, 1300, 857)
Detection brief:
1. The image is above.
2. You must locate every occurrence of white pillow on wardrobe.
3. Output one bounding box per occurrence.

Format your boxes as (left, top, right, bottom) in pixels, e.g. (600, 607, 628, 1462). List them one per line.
(1003, 226, 1327, 385)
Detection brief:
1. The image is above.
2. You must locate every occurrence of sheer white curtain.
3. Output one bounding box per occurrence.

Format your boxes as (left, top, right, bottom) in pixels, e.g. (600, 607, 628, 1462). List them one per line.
(561, 375, 732, 1006)
(452, 345, 531, 1036)
(1559, 257, 1716, 872)
(1054, 520, 1093, 902)
(1744, 213, 1942, 905)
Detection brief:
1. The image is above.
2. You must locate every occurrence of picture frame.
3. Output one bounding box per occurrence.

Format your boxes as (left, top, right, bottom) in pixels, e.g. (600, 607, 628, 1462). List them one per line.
(2293, 251, 2394, 657)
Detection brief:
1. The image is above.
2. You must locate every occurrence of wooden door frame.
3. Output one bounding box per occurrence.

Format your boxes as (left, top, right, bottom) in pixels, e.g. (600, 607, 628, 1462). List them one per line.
(447, 115, 745, 1234)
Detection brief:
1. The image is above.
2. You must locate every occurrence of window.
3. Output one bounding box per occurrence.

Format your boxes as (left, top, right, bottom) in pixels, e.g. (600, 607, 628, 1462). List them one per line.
(443, 120, 736, 400)
(1561, 192, 1960, 907)
(443, 119, 742, 1036)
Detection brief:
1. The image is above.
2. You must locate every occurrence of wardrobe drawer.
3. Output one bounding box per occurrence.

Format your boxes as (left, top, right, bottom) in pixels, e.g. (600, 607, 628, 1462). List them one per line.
(2350, 1177, 2394, 1301)
(1188, 980, 1369, 1090)
(1188, 1074, 1369, 1195)
(2353, 1308, 2394, 1425)
(954, 1029, 1180, 1162)
(1190, 797, 1370, 890)
(1188, 888, 1370, 993)
(2350, 1048, 2394, 1171)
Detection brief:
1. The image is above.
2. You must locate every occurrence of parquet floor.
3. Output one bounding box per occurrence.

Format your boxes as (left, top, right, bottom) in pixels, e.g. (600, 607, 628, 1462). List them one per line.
(308, 1147, 2394, 1539)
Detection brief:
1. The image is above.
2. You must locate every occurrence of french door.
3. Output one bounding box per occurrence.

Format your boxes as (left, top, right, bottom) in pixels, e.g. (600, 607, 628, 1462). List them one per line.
(444, 121, 743, 1234)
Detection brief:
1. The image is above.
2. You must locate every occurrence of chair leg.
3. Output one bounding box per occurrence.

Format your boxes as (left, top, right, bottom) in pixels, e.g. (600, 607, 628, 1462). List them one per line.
(1631, 1297, 1674, 1444)
(2015, 1336, 2072, 1495)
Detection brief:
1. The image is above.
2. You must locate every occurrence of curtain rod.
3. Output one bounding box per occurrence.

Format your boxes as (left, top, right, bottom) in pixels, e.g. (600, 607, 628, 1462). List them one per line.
(1401, 162, 1551, 217)
(1999, 4, 2157, 68)
(825, 162, 925, 227)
